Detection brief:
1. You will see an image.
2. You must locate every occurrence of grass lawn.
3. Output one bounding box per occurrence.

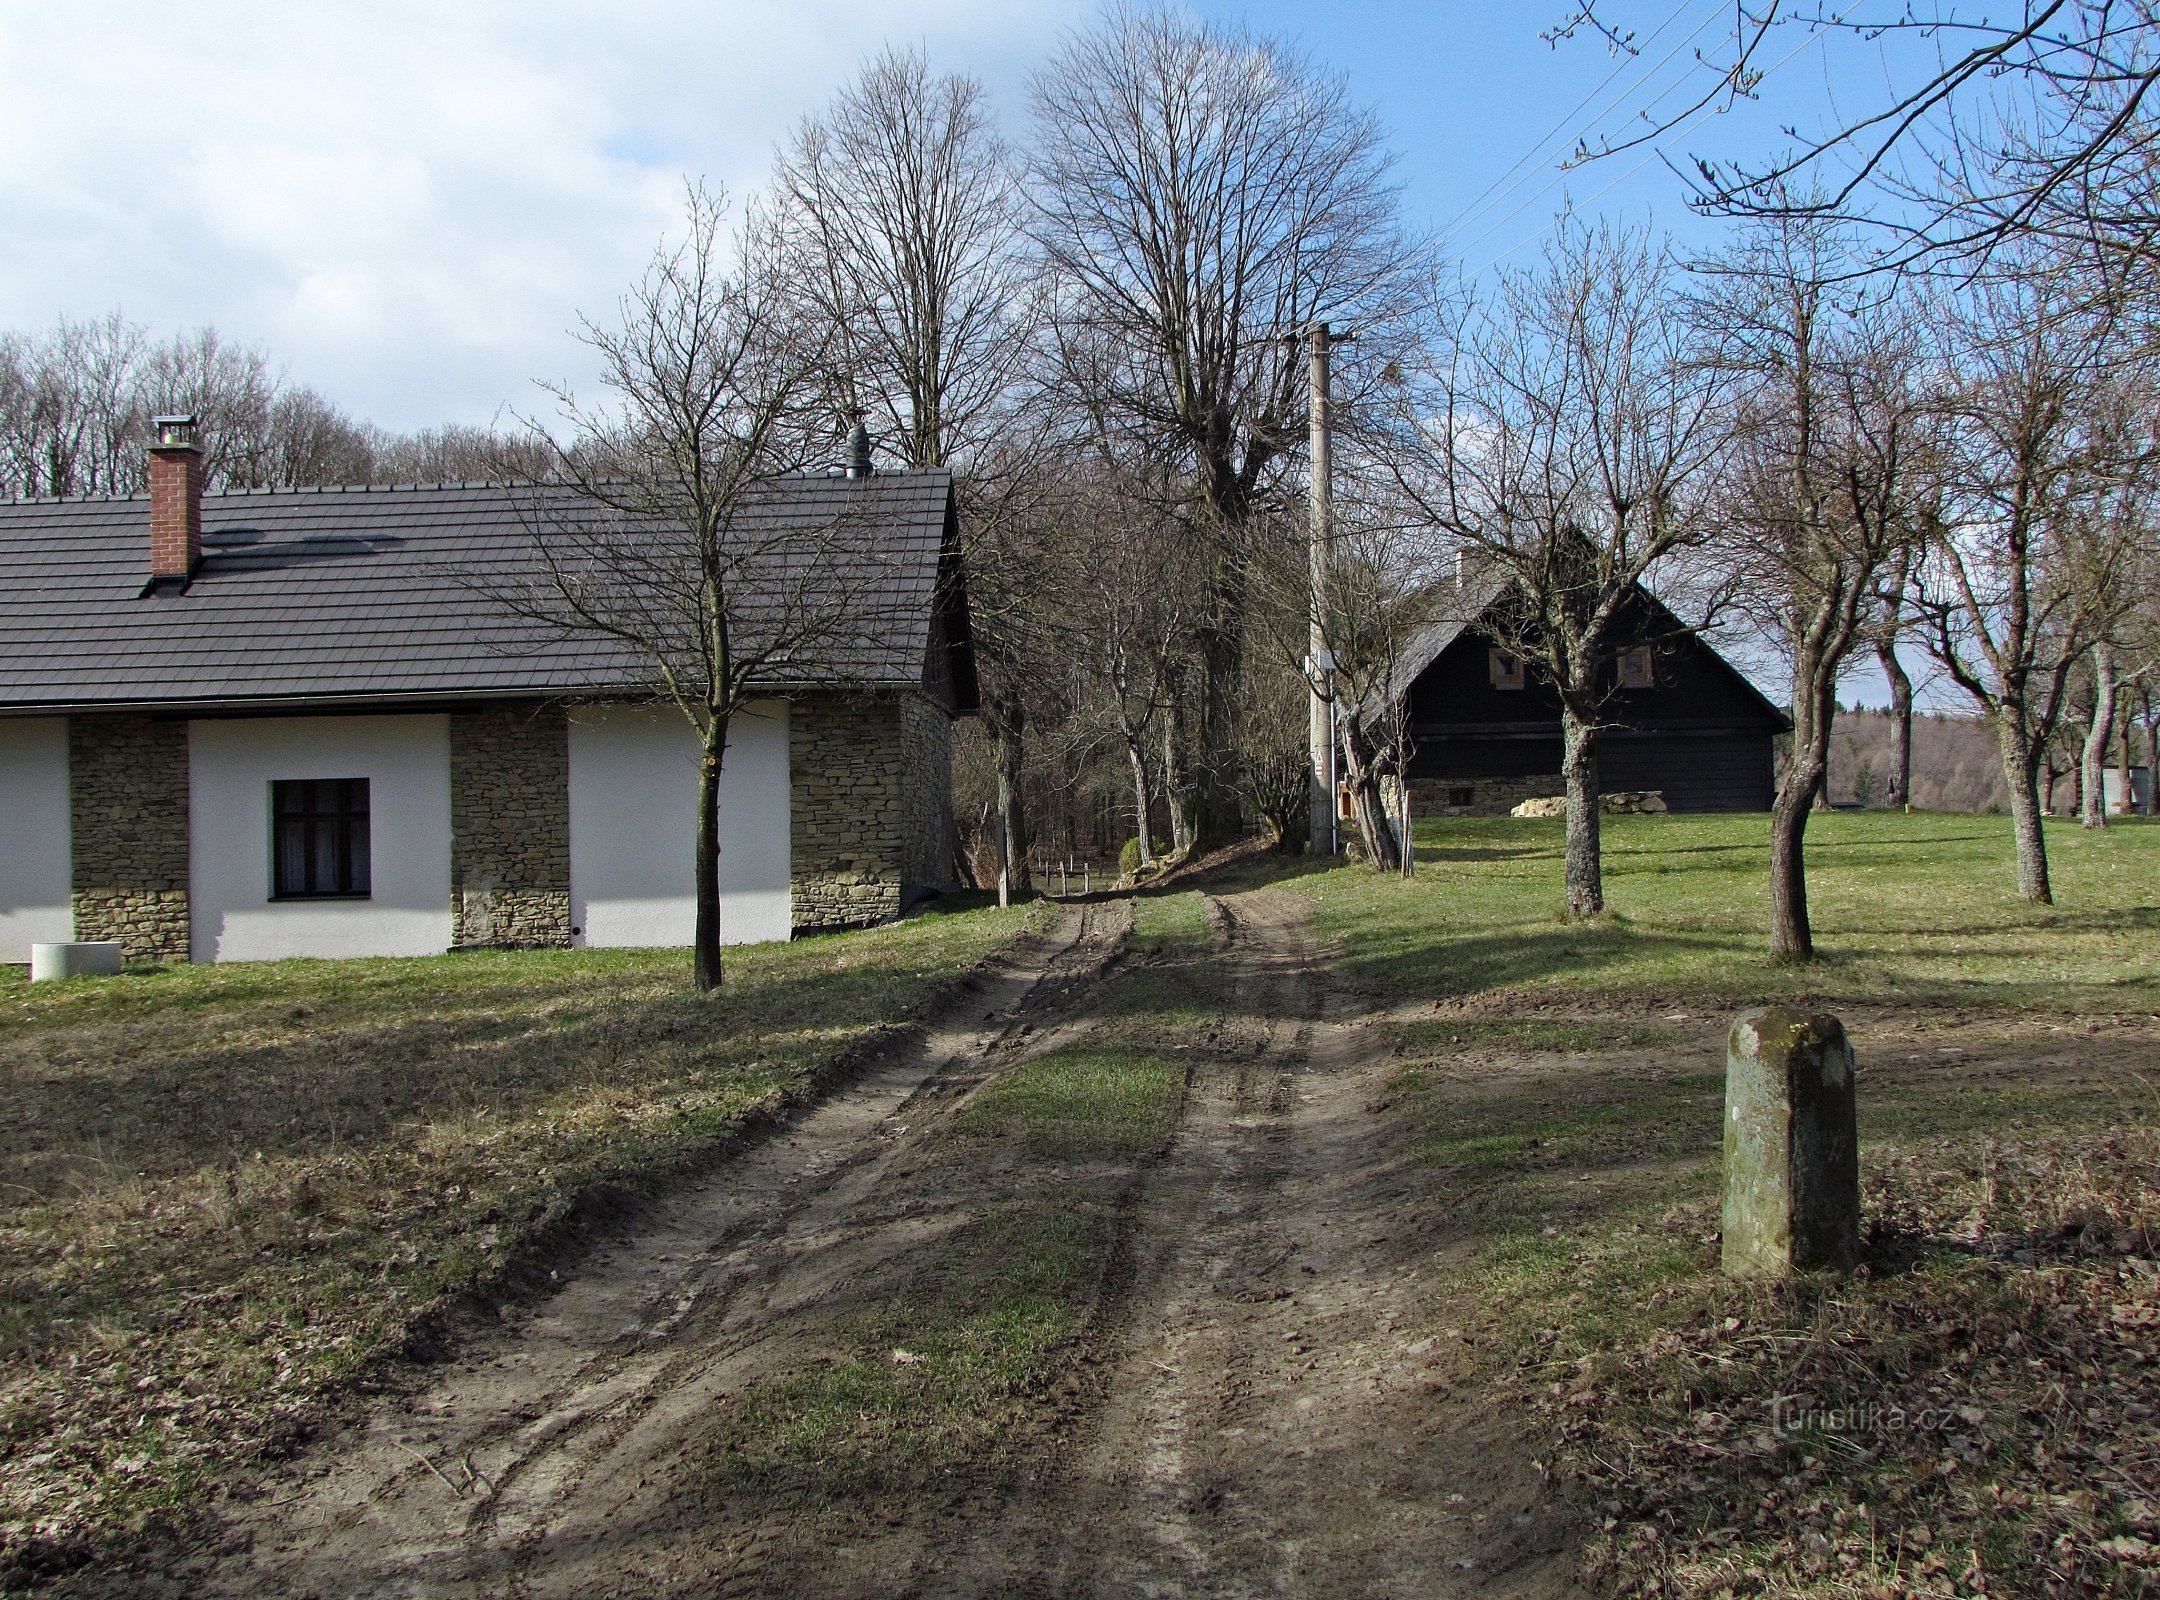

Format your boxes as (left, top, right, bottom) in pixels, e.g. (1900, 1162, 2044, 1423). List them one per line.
(1280, 809, 2160, 1014)
(1258, 811, 2160, 1596)
(0, 899, 1029, 1586)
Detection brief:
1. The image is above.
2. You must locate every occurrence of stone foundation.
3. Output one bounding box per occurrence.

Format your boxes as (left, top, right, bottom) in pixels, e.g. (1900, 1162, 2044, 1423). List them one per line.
(69, 715, 191, 962)
(450, 703, 572, 947)
(1408, 774, 1564, 818)
(791, 695, 906, 931)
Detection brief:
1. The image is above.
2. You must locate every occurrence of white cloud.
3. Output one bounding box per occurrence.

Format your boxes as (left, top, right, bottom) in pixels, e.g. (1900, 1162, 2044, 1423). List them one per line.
(0, 0, 1081, 430)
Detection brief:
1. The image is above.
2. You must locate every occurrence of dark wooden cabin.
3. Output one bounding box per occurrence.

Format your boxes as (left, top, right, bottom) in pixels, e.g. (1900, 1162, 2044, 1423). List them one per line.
(1388, 571, 1789, 814)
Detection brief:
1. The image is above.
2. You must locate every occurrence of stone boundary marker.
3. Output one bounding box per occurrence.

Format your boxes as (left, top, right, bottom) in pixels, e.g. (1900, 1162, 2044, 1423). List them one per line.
(1722, 1006, 1860, 1277)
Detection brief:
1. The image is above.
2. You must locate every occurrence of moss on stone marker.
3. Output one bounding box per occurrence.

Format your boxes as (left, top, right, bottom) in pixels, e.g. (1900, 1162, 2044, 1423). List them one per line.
(1721, 1006, 1859, 1277)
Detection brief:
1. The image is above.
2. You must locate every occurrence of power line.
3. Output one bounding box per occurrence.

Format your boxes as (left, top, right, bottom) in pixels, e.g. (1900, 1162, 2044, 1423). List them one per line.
(1444, 0, 1729, 248)
(1440, 0, 1707, 242)
(1465, 2, 1867, 275)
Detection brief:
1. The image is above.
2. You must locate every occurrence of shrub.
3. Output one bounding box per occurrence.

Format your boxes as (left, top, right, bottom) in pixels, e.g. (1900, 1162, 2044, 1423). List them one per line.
(1119, 837, 1170, 874)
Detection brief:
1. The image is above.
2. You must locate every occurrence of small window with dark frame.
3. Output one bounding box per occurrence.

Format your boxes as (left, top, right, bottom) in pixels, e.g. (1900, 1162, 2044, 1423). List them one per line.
(272, 779, 372, 899)
(1618, 646, 1655, 689)
(1488, 648, 1525, 690)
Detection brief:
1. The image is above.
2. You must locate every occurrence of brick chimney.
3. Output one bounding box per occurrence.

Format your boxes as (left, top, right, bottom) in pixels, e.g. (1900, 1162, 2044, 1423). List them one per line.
(148, 414, 202, 584)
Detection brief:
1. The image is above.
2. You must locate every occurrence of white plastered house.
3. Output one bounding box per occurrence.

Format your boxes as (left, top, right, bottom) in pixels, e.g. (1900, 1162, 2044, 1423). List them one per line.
(0, 422, 976, 966)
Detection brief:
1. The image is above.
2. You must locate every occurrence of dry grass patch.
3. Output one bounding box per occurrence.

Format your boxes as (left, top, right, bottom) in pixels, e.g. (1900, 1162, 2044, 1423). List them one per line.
(0, 901, 1028, 1589)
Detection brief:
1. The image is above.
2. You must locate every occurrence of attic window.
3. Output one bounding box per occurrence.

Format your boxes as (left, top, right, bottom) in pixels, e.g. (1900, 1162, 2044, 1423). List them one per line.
(1618, 647, 1655, 689)
(1488, 648, 1525, 690)
(272, 779, 372, 899)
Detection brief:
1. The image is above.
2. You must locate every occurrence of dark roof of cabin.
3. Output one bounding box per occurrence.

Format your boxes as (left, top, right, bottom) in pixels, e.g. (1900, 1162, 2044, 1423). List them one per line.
(1380, 566, 1516, 707)
(1379, 562, 1789, 730)
(0, 471, 960, 715)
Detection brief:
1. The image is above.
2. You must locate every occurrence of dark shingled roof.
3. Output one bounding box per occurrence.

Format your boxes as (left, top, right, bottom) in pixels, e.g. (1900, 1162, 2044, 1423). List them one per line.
(0, 471, 964, 715)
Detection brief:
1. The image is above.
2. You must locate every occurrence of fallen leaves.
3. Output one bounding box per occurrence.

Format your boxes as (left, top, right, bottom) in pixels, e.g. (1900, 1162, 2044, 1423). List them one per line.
(1519, 1127, 2160, 1597)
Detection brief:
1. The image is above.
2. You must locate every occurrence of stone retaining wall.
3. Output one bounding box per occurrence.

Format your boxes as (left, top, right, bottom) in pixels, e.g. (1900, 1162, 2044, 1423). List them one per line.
(69, 715, 191, 962)
(449, 702, 572, 947)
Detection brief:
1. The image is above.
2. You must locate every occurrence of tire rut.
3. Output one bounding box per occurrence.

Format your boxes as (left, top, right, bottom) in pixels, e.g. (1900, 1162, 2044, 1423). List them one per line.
(163, 900, 1131, 1600)
(912, 884, 1584, 1600)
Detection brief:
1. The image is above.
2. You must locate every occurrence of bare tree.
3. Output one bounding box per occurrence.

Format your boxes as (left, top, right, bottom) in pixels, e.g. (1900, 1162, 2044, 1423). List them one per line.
(772, 45, 1034, 470)
(1051, 465, 1197, 869)
(507, 184, 853, 989)
(1558, 3, 2160, 279)
(773, 46, 1041, 895)
(1916, 250, 2153, 900)
(0, 311, 544, 497)
(1029, 3, 1417, 846)
(1696, 212, 1935, 959)
(1874, 544, 1921, 809)
(1244, 475, 1433, 870)
(1391, 224, 1730, 915)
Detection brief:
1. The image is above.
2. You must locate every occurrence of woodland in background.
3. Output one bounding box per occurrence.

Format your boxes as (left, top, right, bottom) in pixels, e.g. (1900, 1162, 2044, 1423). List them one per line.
(10, 5, 2160, 967)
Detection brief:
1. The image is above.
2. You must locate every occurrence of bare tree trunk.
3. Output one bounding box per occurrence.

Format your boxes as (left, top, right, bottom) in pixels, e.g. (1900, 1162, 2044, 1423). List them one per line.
(1193, 589, 1245, 847)
(694, 715, 729, 992)
(1127, 738, 1154, 866)
(1998, 711, 2054, 903)
(2146, 702, 2160, 815)
(1559, 707, 1604, 917)
(1879, 641, 1914, 809)
(2119, 718, 2135, 817)
(2082, 642, 2117, 829)
(982, 685, 1031, 896)
(1767, 774, 1819, 962)
(1337, 715, 1400, 873)
(1163, 702, 1196, 855)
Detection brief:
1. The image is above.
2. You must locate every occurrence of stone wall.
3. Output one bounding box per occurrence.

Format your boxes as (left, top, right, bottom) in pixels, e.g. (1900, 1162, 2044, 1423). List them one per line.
(789, 690, 954, 932)
(790, 694, 907, 931)
(897, 692, 954, 898)
(450, 702, 572, 947)
(69, 715, 191, 962)
(1407, 774, 1565, 818)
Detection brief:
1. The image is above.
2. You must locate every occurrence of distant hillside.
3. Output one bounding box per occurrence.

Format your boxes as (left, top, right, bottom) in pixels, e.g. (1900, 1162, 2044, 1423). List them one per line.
(1822, 710, 2011, 812)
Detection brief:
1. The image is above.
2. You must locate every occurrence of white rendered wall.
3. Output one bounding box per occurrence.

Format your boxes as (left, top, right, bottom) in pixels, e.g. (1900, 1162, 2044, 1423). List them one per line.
(0, 719, 73, 962)
(188, 715, 453, 962)
(568, 702, 791, 948)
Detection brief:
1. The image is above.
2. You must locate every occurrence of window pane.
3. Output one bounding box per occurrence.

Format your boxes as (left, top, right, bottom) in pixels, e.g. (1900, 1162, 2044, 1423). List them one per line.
(271, 777, 372, 897)
(275, 814, 306, 896)
(347, 816, 371, 894)
(311, 816, 339, 893)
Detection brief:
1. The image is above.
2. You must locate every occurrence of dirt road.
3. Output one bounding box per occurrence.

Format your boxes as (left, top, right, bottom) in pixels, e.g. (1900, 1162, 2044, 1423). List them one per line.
(110, 886, 1579, 1599)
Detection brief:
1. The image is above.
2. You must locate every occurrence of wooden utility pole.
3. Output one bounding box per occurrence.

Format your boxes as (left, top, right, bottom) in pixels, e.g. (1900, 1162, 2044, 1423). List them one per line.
(1306, 321, 1350, 856)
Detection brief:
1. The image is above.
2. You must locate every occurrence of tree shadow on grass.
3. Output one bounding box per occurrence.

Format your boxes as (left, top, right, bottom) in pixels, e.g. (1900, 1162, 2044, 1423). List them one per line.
(0, 947, 978, 1193)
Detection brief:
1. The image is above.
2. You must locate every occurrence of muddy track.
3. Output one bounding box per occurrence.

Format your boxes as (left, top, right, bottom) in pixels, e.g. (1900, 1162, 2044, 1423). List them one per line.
(110, 885, 1582, 1598)
(129, 900, 1130, 1600)
(898, 885, 1582, 1600)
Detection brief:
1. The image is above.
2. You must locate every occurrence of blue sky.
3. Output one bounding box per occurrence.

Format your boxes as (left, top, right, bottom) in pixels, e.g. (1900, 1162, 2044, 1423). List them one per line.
(0, 1, 1921, 435)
